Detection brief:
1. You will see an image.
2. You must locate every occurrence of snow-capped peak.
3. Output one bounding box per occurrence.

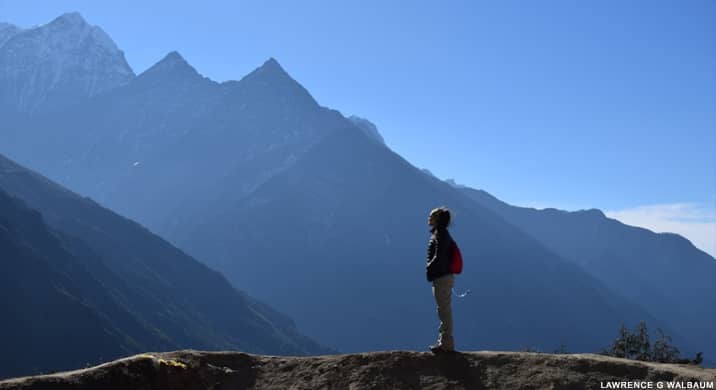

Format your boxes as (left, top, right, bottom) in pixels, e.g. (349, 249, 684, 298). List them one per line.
(0, 12, 135, 112)
(38, 12, 123, 54)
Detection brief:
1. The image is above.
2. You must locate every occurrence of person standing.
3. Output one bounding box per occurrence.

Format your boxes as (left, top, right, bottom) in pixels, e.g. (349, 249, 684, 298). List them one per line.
(426, 206, 456, 353)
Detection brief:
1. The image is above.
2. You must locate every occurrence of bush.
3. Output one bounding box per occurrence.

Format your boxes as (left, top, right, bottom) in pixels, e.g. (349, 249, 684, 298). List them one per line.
(603, 321, 703, 365)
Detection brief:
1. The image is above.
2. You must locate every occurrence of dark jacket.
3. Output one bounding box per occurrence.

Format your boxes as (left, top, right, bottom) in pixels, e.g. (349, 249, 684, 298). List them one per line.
(426, 227, 454, 282)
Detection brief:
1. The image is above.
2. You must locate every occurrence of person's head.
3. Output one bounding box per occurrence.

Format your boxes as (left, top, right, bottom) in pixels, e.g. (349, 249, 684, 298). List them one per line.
(428, 207, 451, 230)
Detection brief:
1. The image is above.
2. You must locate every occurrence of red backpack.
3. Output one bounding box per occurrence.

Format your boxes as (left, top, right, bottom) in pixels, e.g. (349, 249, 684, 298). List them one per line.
(449, 240, 463, 274)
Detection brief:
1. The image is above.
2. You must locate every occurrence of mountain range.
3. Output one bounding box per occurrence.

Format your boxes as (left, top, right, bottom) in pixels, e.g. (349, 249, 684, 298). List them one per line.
(0, 153, 329, 379)
(459, 187, 716, 361)
(0, 13, 133, 113)
(1, 11, 714, 372)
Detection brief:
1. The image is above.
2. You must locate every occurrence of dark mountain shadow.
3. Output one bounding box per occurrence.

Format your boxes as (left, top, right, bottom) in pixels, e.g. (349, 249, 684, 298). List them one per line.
(0, 154, 331, 379)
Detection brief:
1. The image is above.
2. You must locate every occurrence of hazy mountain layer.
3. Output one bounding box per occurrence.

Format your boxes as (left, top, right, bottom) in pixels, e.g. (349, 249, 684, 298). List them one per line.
(0, 12, 712, 365)
(458, 187, 716, 363)
(0, 154, 330, 379)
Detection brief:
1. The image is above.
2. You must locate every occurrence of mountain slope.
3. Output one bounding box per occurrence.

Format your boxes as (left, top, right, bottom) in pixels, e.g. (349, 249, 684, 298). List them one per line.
(1, 350, 713, 389)
(1, 53, 348, 233)
(0, 189, 172, 378)
(169, 126, 678, 354)
(0, 12, 134, 113)
(348, 115, 386, 145)
(458, 187, 716, 363)
(0, 22, 22, 47)
(0, 12, 707, 364)
(0, 153, 330, 378)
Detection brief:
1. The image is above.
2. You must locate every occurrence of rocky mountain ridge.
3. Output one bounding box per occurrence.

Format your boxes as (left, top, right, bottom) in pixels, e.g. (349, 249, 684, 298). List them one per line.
(1, 350, 714, 390)
(0, 12, 134, 112)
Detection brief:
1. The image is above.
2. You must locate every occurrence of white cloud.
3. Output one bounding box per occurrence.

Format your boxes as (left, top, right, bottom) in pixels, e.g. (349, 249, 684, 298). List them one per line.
(605, 203, 716, 258)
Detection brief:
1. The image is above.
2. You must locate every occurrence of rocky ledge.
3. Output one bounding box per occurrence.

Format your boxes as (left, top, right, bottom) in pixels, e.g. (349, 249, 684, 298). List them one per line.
(1, 350, 714, 390)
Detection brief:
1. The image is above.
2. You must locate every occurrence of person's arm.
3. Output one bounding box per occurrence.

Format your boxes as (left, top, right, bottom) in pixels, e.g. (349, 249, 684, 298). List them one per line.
(426, 235, 437, 267)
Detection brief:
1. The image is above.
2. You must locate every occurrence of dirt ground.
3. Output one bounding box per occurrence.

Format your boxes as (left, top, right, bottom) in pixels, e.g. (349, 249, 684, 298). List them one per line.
(2, 350, 714, 390)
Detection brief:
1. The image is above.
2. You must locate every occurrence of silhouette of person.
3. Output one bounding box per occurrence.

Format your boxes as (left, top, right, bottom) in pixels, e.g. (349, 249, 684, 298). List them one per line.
(426, 206, 456, 353)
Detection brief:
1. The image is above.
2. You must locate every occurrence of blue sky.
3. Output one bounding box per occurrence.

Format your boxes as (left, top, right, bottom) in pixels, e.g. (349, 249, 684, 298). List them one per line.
(2, 1, 715, 255)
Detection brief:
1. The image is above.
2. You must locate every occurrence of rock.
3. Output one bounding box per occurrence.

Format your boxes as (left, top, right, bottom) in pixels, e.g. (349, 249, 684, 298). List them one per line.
(1, 350, 714, 390)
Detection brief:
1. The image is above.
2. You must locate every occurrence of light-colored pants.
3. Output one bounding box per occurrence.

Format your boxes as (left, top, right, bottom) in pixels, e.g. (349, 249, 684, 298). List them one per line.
(432, 274, 455, 349)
